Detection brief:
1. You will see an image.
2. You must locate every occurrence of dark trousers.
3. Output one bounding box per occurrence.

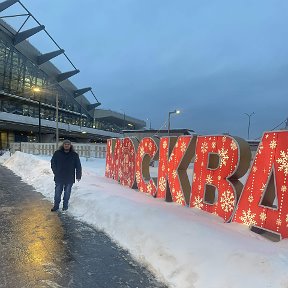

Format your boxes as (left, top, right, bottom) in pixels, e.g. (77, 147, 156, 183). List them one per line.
(53, 183, 73, 209)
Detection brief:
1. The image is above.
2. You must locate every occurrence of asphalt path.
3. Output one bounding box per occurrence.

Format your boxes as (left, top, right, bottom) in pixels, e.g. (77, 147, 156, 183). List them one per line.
(0, 165, 168, 288)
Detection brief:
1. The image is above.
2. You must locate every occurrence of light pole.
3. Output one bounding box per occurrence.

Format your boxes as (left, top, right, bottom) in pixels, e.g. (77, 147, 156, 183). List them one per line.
(120, 109, 125, 132)
(55, 91, 59, 148)
(32, 87, 41, 143)
(33, 85, 59, 147)
(168, 109, 180, 136)
(146, 118, 152, 130)
(244, 112, 255, 140)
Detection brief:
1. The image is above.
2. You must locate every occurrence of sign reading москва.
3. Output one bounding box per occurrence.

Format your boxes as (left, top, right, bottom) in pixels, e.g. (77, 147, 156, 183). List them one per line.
(105, 131, 288, 240)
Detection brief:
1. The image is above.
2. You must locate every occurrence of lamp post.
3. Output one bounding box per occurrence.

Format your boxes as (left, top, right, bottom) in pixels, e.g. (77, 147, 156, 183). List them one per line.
(32, 85, 59, 147)
(244, 112, 255, 140)
(168, 109, 180, 136)
(120, 109, 125, 132)
(146, 118, 152, 130)
(123, 112, 126, 131)
(32, 87, 41, 143)
(55, 91, 59, 148)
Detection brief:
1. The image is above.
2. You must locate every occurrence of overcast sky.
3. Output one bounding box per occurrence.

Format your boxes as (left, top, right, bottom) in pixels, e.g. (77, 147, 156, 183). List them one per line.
(5, 0, 288, 139)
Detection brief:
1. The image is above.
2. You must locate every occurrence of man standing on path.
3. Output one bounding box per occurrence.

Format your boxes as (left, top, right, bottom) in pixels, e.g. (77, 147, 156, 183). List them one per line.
(50, 139, 82, 212)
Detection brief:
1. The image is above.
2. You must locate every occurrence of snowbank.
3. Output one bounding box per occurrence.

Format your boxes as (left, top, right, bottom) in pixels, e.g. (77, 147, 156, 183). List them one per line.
(2, 151, 288, 288)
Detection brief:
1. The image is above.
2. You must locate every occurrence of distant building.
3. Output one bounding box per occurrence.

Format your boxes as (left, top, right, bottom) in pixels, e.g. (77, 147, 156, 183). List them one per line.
(0, 1, 145, 148)
(123, 129, 195, 141)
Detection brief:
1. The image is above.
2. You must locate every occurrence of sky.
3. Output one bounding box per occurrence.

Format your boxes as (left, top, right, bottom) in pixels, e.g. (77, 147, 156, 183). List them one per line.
(3, 0, 288, 139)
(2, 151, 288, 288)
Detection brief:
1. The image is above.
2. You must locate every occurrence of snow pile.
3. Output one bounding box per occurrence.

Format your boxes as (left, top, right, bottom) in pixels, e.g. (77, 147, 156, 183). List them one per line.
(0, 151, 11, 164)
(2, 151, 288, 288)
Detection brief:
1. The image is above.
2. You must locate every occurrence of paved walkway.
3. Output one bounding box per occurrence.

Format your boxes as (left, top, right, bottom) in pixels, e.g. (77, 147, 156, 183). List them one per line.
(0, 165, 167, 288)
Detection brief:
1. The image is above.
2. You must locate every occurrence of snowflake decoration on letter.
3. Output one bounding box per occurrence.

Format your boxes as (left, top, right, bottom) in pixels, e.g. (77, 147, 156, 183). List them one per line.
(230, 141, 237, 151)
(248, 194, 254, 203)
(276, 150, 288, 176)
(175, 191, 184, 204)
(147, 183, 152, 193)
(218, 148, 229, 168)
(220, 190, 235, 212)
(201, 142, 208, 153)
(172, 170, 177, 179)
(206, 174, 213, 184)
(135, 171, 141, 184)
(180, 142, 187, 153)
(163, 140, 167, 149)
(148, 142, 153, 151)
(258, 144, 264, 154)
(158, 177, 166, 192)
(193, 196, 203, 209)
(269, 140, 277, 149)
(260, 183, 265, 192)
(276, 218, 282, 226)
(139, 146, 145, 158)
(127, 178, 131, 186)
(259, 212, 267, 221)
(240, 208, 257, 226)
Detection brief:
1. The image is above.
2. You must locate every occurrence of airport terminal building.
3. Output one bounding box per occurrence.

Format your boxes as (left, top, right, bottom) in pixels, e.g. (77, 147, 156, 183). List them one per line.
(0, 0, 145, 149)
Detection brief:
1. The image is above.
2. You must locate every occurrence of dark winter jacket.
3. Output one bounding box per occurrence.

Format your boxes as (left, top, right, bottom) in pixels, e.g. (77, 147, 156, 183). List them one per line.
(51, 146, 82, 184)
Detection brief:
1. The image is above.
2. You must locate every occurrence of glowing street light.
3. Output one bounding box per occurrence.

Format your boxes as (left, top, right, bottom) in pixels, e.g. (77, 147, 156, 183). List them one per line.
(32, 87, 41, 93)
(32, 87, 42, 143)
(32, 86, 59, 147)
(168, 109, 180, 136)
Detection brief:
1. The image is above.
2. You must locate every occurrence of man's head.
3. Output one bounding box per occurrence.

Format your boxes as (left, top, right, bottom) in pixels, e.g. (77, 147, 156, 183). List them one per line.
(62, 139, 72, 152)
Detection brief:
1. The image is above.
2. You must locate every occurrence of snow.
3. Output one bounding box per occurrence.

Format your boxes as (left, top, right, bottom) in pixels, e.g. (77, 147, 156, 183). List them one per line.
(2, 151, 288, 288)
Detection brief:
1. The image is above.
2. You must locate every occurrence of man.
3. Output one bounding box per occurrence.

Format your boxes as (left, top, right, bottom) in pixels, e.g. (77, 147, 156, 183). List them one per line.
(50, 139, 82, 211)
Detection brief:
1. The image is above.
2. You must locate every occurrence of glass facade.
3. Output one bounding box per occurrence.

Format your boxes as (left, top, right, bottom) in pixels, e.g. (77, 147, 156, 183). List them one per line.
(0, 37, 125, 132)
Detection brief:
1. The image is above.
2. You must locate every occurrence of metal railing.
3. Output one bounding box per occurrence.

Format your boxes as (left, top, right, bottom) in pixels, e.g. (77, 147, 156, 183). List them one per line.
(9, 142, 107, 158)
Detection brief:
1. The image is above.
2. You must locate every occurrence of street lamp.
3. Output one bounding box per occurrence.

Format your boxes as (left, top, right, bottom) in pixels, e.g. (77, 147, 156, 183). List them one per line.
(32, 87, 41, 143)
(55, 91, 59, 148)
(146, 118, 152, 130)
(120, 109, 126, 132)
(32, 86, 59, 147)
(168, 109, 180, 136)
(244, 112, 255, 140)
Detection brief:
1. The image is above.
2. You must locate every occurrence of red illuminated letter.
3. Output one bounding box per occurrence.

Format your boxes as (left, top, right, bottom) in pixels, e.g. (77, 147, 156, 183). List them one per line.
(190, 135, 251, 222)
(105, 138, 123, 181)
(157, 136, 196, 206)
(233, 131, 288, 239)
(119, 137, 139, 188)
(135, 137, 159, 195)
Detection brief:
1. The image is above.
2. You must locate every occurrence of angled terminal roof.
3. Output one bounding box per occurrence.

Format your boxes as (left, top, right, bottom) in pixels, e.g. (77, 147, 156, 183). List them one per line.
(0, 0, 145, 130)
